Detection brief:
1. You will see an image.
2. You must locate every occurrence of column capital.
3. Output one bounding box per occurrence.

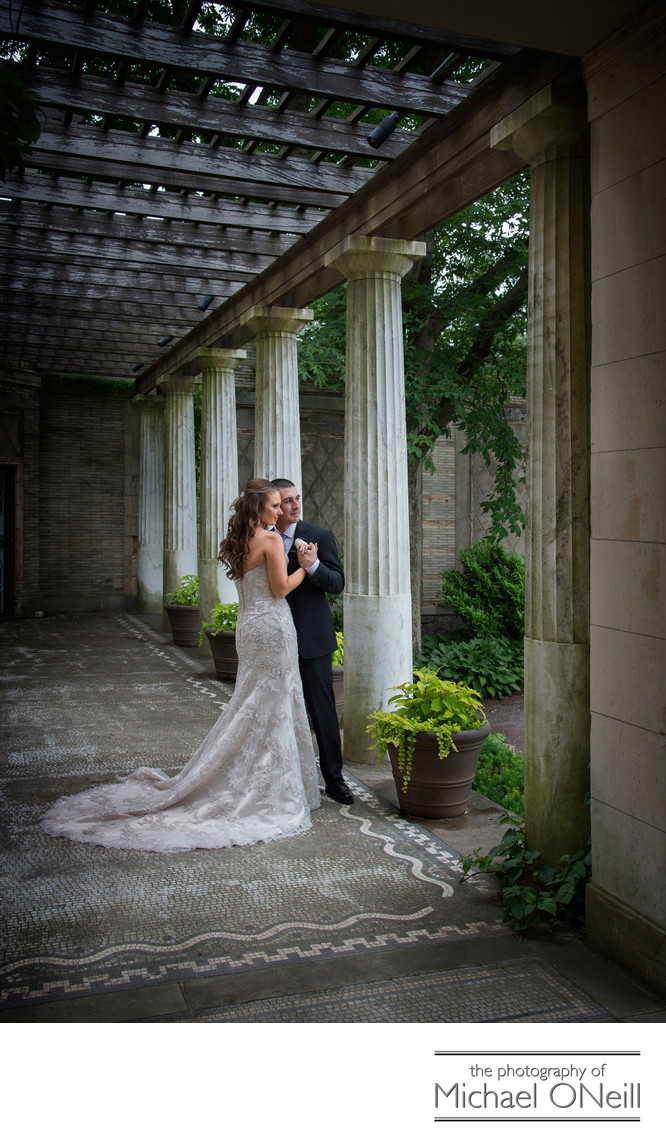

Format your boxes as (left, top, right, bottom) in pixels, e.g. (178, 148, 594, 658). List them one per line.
(490, 83, 588, 165)
(132, 392, 165, 408)
(325, 235, 426, 282)
(187, 348, 247, 375)
(159, 375, 199, 396)
(239, 304, 313, 338)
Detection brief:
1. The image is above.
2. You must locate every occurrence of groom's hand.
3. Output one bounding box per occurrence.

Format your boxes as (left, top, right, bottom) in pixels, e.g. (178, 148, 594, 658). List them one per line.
(297, 542, 318, 569)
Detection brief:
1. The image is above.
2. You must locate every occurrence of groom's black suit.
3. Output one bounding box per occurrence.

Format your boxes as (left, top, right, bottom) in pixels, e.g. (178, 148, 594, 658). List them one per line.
(284, 520, 345, 790)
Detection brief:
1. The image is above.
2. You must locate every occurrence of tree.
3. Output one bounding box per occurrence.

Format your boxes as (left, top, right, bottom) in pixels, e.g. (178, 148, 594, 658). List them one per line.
(298, 173, 530, 650)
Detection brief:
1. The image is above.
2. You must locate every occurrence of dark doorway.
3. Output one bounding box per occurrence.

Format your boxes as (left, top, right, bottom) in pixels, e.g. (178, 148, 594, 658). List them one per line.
(0, 466, 16, 616)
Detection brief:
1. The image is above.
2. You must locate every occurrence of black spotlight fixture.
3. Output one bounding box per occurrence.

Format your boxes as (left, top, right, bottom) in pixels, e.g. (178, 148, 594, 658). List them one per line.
(158, 335, 173, 347)
(132, 362, 144, 372)
(198, 295, 214, 311)
(367, 111, 400, 149)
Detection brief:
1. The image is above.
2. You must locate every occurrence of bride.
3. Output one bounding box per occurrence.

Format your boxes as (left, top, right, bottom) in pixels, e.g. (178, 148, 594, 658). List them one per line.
(41, 479, 321, 852)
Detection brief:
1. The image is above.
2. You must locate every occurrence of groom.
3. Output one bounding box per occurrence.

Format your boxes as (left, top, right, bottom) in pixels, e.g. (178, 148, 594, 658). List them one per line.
(272, 479, 353, 805)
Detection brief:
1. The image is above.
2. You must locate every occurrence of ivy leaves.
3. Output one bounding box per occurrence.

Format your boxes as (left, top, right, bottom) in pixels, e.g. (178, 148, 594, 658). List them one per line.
(461, 815, 592, 934)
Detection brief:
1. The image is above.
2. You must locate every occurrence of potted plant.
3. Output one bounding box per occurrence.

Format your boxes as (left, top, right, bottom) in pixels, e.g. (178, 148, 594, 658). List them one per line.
(200, 601, 239, 681)
(164, 574, 200, 647)
(332, 630, 344, 724)
(367, 668, 491, 818)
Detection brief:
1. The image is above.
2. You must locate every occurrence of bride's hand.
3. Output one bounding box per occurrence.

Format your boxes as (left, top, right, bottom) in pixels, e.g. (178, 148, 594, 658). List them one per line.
(297, 542, 318, 569)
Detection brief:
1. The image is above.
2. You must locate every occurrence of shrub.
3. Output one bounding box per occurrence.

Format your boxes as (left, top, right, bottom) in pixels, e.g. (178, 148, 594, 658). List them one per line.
(416, 631, 523, 698)
(473, 733, 524, 815)
(438, 539, 525, 640)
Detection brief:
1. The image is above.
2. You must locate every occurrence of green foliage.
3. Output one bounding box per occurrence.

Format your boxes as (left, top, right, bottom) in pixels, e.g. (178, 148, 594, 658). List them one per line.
(438, 539, 525, 640)
(199, 600, 238, 644)
(165, 574, 199, 606)
(416, 632, 523, 698)
(461, 816, 592, 934)
(299, 175, 530, 540)
(367, 669, 486, 791)
(332, 631, 344, 667)
(473, 734, 524, 815)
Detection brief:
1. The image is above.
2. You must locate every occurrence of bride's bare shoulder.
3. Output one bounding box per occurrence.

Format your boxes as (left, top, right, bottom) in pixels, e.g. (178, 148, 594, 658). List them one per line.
(242, 529, 281, 574)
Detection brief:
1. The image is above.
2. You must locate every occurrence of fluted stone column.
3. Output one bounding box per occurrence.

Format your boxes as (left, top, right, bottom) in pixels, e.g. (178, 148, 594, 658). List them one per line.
(190, 350, 245, 621)
(161, 376, 199, 606)
(325, 236, 426, 765)
(492, 84, 591, 862)
(133, 394, 165, 614)
(240, 305, 313, 491)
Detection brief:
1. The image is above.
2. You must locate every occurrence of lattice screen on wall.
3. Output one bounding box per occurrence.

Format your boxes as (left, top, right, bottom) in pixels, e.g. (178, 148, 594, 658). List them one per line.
(236, 430, 344, 545)
(421, 435, 456, 608)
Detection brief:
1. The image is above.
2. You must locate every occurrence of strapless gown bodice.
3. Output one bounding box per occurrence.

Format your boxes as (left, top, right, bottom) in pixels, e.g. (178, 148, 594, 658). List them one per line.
(42, 563, 320, 851)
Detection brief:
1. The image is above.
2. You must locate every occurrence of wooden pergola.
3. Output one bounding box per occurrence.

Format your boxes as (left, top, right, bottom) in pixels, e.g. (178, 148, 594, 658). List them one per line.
(0, 0, 572, 384)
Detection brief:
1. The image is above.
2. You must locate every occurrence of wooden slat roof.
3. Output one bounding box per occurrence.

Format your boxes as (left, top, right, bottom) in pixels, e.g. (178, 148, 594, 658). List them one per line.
(0, 0, 565, 381)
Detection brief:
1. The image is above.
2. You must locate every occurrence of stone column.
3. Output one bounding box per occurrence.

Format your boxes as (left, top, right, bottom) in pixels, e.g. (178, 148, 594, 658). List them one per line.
(325, 235, 426, 765)
(133, 393, 165, 614)
(190, 349, 246, 622)
(492, 84, 591, 863)
(161, 376, 199, 605)
(239, 305, 313, 492)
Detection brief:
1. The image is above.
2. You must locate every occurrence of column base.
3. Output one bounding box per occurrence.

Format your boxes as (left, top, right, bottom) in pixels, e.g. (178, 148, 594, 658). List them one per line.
(137, 543, 163, 614)
(164, 550, 198, 594)
(524, 637, 591, 862)
(199, 557, 237, 624)
(586, 881, 666, 996)
(343, 592, 412, 766)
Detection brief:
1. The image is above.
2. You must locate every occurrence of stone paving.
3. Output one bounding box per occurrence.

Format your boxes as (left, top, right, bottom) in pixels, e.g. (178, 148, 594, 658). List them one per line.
(1, 613, 664, 1024)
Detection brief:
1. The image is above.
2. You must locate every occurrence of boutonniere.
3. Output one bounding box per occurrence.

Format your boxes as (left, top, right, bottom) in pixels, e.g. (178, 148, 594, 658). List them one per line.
(289, 538, 308, 555)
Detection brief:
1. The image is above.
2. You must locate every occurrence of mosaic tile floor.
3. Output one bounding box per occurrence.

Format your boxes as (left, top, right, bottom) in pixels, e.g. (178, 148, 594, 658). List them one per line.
(1, 613, 659, 1025)
(1, 614, 503, 1013)
(151, 958, 612, 1024)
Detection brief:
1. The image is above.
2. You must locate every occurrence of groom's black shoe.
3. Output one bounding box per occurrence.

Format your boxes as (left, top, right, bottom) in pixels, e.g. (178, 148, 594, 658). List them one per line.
(325, 782, 354, 805)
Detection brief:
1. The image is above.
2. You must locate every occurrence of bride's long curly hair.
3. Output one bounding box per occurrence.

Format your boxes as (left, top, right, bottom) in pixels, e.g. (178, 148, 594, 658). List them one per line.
(218, 478, 278, 580)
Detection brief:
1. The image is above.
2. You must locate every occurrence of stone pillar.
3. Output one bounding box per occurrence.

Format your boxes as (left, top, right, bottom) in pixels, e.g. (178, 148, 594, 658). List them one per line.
(325, 235, 426, 765)
(189, 350, 246, 622)
(239, 305, 313, 492)
(492, 84, 591, 863)
(161, 376, 199, 605)
(133, 393, 165, 614)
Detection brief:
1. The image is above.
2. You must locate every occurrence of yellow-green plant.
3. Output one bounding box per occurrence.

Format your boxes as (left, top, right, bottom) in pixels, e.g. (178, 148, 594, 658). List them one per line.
(332, 631, 344, 666)
(200, 601, 238, 645)
(367, 669, 486, 791)
(165, 574, 199, 606)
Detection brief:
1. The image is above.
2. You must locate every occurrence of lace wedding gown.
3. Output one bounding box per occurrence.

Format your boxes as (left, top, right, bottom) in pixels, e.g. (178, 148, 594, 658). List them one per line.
(41, 563, 321, 851)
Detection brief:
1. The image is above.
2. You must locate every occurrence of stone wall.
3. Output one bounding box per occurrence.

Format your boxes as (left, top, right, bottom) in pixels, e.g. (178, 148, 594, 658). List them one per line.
(421, 405, 527, 630)
(584, 7, 666, 991)
(38, 378, 133, 613)
(2, 351, 522, 623)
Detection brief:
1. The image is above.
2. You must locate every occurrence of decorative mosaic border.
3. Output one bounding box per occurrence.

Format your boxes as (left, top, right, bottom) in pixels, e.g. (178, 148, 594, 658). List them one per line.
(149, 961, 612, 1025)
(1, 779, 501, 1009)
(116, 614, 234, 708)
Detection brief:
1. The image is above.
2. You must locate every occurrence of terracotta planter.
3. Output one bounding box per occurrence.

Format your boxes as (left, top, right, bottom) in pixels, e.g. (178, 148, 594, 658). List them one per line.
(388, 720, 491, 818)
(165, 603, 200, 647)
(205, 628, 239, 681)
(332, 664, 344, 725)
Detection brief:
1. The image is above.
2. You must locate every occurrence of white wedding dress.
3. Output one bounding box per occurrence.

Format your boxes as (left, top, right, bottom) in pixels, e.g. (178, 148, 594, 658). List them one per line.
(41, 563, 321, 851)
